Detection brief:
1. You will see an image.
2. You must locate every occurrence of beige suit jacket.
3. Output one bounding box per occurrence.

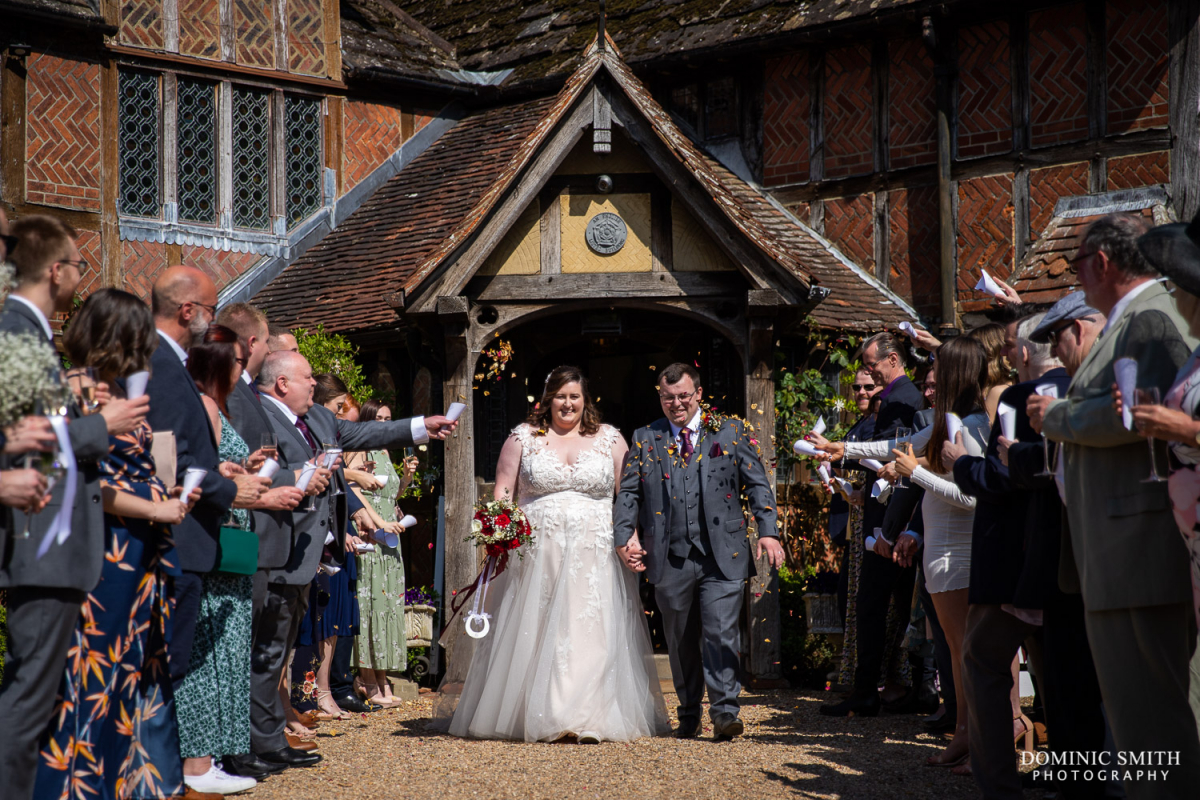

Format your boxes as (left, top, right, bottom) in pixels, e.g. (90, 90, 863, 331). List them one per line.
(1042, 282, 1196, 611)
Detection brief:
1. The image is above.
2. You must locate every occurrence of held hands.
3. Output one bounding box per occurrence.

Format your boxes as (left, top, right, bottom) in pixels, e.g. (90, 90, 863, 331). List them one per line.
(616, 531, 647, 573)
(892, 533, 920, 567)
(3, 416, 57, 455)
(812, 433, 844, 461)
(941, 430, 968, 468)
(997, 435, 1013, 467)
(232, 474, 271, 507)
(1026, 395, 1054, 434)
(99, 394, 150, 436)
(0, 468, 50, 511)
(891, 442, 918, 477)
(872, 536, 894, 559)
(423, 415, 457, 440)
(757, 535, 786, 570)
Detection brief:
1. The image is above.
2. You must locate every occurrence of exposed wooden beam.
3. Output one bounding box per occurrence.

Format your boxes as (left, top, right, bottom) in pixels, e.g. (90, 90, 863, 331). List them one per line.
(538, 190, 560, 275)
(468, 271, 746, 302)
(99, 57, 121, 288)
(809, 49, 825, 183)
(873, 190, 889, 285)
(650, 187, 671, 272)
(1, 54, 27, 206)
(1085, 0, 1107, 142)
(105, 44, 348, 91)
(1170, 0, 1200, 221)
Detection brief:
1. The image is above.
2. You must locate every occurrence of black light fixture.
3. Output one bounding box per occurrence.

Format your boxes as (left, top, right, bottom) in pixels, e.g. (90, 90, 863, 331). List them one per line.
(8, 42, 31, 59)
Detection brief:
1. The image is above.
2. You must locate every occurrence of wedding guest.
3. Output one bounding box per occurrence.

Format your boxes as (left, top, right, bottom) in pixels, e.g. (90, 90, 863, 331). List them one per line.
(266, 324, 299, 353)
(821, 336, 991, 767)
(35, 288, 195, 800)
(817, 333, 921, 718)
(176, 324, 304, 794)
(346, 400, 418, 708)
(1027, 212, 1200, 799)
(944, 310, 1067, 793)
(1005, 294, 1113, 799)
(0, 216, 144, 800)
(968, 323, 1013, 420)
(147, 267, 269, 718)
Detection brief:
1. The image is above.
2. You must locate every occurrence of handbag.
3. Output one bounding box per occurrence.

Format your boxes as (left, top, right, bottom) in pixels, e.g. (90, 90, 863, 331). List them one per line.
(216, 525, 259, 575)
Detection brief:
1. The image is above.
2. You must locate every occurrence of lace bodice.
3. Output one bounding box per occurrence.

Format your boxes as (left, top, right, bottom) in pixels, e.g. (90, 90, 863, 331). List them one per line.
(513, 423, 620, 502)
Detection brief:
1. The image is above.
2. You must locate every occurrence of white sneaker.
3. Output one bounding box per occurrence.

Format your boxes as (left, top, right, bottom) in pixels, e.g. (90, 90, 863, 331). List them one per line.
(184, 764, 257, 795)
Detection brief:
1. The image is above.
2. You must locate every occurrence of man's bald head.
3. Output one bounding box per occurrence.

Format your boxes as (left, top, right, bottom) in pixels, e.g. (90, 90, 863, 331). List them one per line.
(258, 350, 316, 416)
(152, 265, 218, 348)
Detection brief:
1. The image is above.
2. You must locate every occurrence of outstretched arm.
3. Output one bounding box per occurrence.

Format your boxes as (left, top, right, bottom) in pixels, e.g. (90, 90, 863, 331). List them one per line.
(494, 434, 523, 501)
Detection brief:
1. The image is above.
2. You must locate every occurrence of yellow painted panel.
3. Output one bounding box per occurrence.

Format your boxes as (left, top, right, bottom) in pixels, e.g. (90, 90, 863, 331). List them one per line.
(561, 193, 652, 273)
(557, 130, 652, 174)
(672, 198, 735, 272)
(479, 197, 541, 275)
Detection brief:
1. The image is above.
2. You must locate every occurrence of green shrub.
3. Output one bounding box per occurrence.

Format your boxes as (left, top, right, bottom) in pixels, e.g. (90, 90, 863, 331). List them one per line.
(778, 564, 836, 689)
(294, 324, 374, 403)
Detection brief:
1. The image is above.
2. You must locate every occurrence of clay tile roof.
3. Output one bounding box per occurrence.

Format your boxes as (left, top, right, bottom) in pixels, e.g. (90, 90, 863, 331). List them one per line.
(1010, 188, 1174, 306)
(392, 0, 926, 85)
(340, 0, 467, 85)
(1, 0, 104, 24)
(255, 95, 556, 333)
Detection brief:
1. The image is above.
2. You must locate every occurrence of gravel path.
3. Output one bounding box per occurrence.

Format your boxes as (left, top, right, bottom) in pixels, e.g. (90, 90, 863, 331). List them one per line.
(246, 689, 1039, 799)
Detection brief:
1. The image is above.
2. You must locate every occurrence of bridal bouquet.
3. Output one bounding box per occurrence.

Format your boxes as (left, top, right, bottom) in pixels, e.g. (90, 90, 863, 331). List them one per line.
(468, 498, 533, 559)
(0, 330, 71, 425)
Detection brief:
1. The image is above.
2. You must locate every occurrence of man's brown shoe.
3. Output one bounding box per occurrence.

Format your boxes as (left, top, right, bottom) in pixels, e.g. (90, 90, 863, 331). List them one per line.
(286, 731, 319, 752)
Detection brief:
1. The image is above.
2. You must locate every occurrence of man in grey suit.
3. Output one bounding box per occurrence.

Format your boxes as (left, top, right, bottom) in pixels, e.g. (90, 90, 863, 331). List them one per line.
(0, 214, 149, 800)
(1028, 213, 1200, 799)
(614, 363, 784, 740)
(248, 351, 455, 769)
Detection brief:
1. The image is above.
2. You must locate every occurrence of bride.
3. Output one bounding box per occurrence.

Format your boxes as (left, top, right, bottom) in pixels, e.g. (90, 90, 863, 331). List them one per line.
(445, 365, 668, 743)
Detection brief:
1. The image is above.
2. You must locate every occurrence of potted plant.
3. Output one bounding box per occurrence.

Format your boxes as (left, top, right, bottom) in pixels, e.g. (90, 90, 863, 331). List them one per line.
(404, 586, 439, 647)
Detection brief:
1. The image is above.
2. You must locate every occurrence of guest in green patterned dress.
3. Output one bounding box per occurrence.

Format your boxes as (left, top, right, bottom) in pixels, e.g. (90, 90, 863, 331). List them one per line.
(177, 324, 303, 794)
(345, 400, 419, 708)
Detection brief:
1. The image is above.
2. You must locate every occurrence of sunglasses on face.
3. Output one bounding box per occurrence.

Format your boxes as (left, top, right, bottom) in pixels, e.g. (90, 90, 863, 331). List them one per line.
(851, 383, 876, 392)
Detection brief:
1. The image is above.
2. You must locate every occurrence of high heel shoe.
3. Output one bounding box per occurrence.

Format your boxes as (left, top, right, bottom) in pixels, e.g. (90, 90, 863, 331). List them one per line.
(1014, 714, 1034, 756)
(926, 749, 969, 768)
(314, 689, 350, 721)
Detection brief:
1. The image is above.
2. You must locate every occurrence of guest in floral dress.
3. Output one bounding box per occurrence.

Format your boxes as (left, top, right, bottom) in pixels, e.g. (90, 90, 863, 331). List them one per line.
(176, 323, 302, 794)
(35, 289, 196, 800)
(345, 400, 419, 707)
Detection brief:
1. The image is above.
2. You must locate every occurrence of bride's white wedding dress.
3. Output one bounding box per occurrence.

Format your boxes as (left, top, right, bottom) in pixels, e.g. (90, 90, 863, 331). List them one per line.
(447, 423, 669, 741)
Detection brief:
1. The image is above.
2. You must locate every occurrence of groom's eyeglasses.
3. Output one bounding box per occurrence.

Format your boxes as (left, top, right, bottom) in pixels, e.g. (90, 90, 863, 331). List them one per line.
(658, 391, 696, 405)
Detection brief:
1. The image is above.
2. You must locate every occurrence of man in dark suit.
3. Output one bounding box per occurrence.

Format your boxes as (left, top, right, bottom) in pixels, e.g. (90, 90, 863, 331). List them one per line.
(818, 332, 923, 716)
(146, 267, 271, 706)
(0, 214, 148, 800)
(247, 351, 455, 769)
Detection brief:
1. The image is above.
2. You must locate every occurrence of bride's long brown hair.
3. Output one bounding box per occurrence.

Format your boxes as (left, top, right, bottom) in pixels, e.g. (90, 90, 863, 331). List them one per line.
(526, 365, 602, 436)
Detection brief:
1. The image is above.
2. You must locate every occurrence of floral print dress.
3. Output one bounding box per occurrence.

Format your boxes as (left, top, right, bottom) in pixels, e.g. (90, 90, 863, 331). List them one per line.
(34, 421, 184, 800)
(354, 450, 408, 672)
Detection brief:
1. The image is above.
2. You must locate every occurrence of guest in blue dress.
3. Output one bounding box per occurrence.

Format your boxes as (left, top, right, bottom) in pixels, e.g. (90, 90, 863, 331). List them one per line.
(35, 289, 197, 800)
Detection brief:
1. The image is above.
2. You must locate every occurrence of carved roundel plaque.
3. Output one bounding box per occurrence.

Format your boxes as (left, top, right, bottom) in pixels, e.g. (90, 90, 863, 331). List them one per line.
(585, 212, 627, 255)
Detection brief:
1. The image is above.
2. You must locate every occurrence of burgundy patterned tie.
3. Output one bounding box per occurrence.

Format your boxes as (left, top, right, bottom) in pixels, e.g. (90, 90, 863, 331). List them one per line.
(679, 426, 694, 464)
(295, 416, 318, 453)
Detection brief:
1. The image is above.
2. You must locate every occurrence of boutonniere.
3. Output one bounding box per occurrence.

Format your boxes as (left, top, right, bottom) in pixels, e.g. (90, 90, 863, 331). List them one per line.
(699, 403, 724, 434)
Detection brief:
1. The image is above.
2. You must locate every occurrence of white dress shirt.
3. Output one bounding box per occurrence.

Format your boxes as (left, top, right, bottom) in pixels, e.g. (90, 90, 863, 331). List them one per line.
(241, 370, 253, 385)
(1100, 280, 1154, 336)
(9, 294, 53, 342)
(156, 328, 189, 364)
(668, 409, 702, 451)
(261, 392, 298, 425)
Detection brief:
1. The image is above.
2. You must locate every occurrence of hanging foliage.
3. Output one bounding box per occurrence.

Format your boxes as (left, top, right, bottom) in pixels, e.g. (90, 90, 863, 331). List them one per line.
(294, 324, 374, 403)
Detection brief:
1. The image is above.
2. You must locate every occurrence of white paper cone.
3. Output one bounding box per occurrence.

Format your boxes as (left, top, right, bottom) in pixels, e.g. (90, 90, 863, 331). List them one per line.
(817, 463, 832, 484)
(871, 478, 889, 498)
(376, 529, 399, 548)
(125, 370, 150, 399)
(356, 543, 375, 553)
(812, 417, 827, 436)
(295, 462, 318, 492)
(945, 412, 963, 443)
(324, 531, 335, 545)
(975, 270, 1006, 299)
(377, 475, 389, 485)
(899, 321, 916, 337)
(446, 402, 467, 421)
(398, 514, 417, 529)
(998, 403, 1017, 441)
(1035, 383, 1060, 400)
(861, 458, 884, 472)
(793, 439, 821, 457)
(319, 562, 340, 576)
(257, 458, 280, 479)
(181, 467, 206, 497)
(1114, 357, 1138, 430)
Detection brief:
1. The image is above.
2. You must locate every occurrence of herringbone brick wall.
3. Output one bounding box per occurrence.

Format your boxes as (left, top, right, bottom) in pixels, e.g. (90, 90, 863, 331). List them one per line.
(1030, 162, 1089, 240)
(288, 0, 327, 77)
(1030, 5, 1089, 148)
(957, 21, 1012, 159)
(120, 0, 164, 49)
(763, 53, 810, 186)
(824, 194, 875, 275)
(75, 229, 103, 298)
(1107, 151, 1170, 190)
(122, 240, 168, 300)
(957, 174, 1014, 296)
(824, 44, 874, 179)
(1107, 0, 1169, 133)
(25, 52, 101, 211)
(416, 112, 435, 133)
(889, 38, 936, 170)
(183, 245, 261, 291)
(180, 0, 221, 60)
(889, 185, 940, 317)
(343, 100, 406, 191)
(788, 202, 810, 228)
(236, 0, 276, 69)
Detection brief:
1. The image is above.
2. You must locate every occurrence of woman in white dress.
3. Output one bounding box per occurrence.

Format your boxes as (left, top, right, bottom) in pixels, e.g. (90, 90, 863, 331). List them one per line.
(818, 336, 990, 769)
(445, 366, 669, 743)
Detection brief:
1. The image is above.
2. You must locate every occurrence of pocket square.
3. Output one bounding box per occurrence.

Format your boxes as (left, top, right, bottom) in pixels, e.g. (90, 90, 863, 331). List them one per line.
(709, 442, 723, 458)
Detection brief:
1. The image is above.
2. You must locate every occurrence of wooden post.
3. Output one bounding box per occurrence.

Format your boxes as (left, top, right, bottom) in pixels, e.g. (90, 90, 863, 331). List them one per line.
(1170, 0, 1200, 222)
(929, 18, 957, 331)
(99, 57, 121, 289)
(439, 297, 478, 672)
(745, 307, 783, 686)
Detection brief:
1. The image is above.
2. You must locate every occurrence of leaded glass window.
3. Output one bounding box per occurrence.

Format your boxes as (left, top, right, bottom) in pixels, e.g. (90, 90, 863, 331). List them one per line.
(232, 86, 271, 230)
(119, 69, 161, 218)
(671, 84, 699, 132)
(285, 94, 322, 229)
(176, 78, 218, 223)
(705, 77, 738, 139)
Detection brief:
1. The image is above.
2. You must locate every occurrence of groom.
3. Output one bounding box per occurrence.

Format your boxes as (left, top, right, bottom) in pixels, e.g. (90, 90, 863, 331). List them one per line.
(614, 363, 784, 740)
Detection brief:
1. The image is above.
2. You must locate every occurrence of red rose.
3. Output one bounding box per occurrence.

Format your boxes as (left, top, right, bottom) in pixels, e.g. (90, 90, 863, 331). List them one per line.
(486, 543, 505, 558)
(506, 537, 520, 550)
(495, 514, 511, 529)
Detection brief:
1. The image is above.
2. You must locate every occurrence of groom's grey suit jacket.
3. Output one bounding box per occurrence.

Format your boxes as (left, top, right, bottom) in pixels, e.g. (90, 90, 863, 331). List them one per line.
(614, 417, 779, 583)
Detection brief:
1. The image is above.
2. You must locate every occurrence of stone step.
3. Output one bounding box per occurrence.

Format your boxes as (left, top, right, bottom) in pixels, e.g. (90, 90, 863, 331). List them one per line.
(385, 674, 421, 702)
